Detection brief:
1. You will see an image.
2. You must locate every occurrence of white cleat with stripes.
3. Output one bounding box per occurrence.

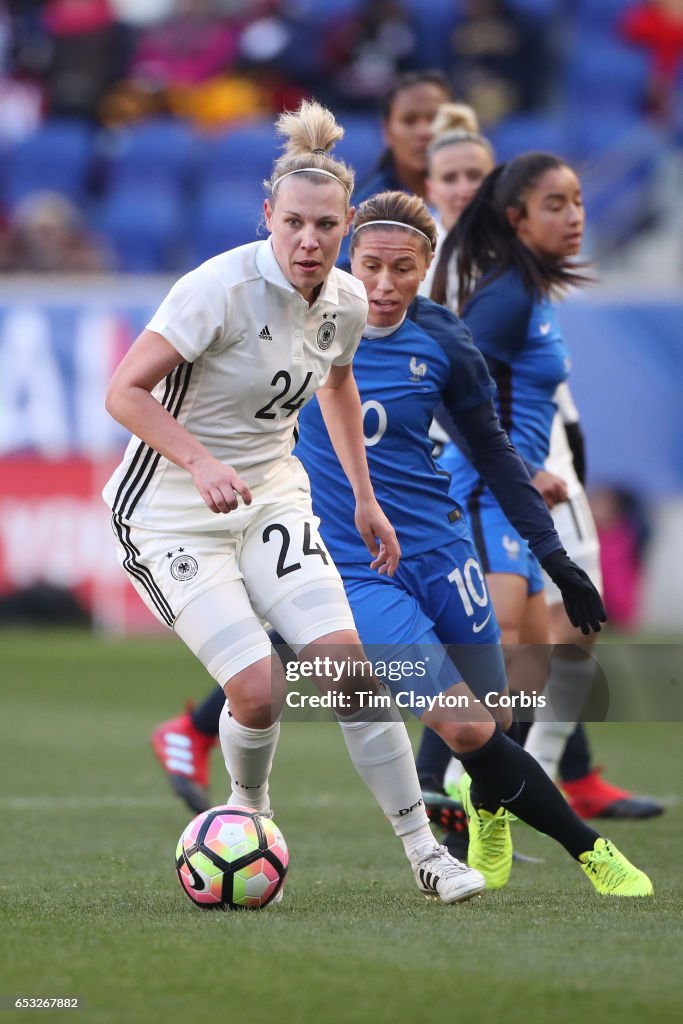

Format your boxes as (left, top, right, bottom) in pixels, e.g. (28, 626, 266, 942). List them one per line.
(413, 843, 486, 904)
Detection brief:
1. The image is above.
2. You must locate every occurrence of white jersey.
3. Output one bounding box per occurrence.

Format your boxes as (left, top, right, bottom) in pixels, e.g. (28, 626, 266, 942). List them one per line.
(546, 382, 582, 498)
(419, 215, 445, 299)
(544, 381, 602, 602)
(419, 220, 459, 310)
(103, 238, 368, 531)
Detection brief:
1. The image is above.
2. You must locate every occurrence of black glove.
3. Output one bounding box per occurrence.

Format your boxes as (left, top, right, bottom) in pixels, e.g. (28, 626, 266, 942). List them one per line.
(541, 549, 607, 635)
(564, 421, 587, 485)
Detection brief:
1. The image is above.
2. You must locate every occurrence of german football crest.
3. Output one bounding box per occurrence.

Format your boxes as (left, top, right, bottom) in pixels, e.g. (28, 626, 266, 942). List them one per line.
(169, 551, 199, 580)
(317, 312, 337, 350)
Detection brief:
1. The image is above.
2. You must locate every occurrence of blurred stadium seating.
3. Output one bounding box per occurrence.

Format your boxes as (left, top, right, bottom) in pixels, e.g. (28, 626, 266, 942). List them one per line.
(104, 119, 202, 193)
(200, 122, 280, 186)
(2, 120, 95, 210)
(97, 182, 187, 273)
(191, 180, 266, 265)
(0, 0, 678, 272)
(403, 0, 463, 71)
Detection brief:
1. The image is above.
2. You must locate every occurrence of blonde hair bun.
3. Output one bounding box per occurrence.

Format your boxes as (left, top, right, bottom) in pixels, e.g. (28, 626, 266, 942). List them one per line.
(431, 103, 480, 137)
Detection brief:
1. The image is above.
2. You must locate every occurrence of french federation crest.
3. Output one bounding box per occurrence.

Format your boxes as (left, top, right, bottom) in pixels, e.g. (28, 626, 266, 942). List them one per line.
(502, 535, 520, 560)
(409, 356, 427, 382)
(317, 313, 337, 350)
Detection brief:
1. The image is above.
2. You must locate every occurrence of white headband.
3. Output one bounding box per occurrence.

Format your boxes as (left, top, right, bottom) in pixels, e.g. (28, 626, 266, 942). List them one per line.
(353, 219, 433, 247)
(271, 167, 350, 199)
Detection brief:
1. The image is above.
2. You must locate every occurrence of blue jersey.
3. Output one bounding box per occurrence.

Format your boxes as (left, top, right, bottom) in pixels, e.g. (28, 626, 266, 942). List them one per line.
(353, 162, 404, 206)
(294, 296, 496, 562)
(444, 267, 570, 508)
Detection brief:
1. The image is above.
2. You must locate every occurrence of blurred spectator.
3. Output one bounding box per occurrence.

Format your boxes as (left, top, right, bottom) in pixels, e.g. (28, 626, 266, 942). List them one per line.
(129, 0, 242, 88)
(3, 0, 51, 80)
(102, 0, 268, 128)
(337, 69, 452, 268)
(356, 70, 453, 201)
(167, 73, 269, 129)
(0, 191, 113, 272)
(109, 0, 175, 26)
(0, 77, 43, 143)
(322, 0, 417, 108)
(236, 2, 332, 113)
(449, 0, 552, 124)
(41, 0, 132, 120)
(590, 486, 651, 631)
(620, 0, 683, 120)
(0, 1, 43, 142)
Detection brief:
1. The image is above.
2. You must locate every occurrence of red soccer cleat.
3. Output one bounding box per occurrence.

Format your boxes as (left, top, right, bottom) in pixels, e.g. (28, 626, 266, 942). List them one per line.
(562, 768, 664, 820)
(151, 706, 217, 813)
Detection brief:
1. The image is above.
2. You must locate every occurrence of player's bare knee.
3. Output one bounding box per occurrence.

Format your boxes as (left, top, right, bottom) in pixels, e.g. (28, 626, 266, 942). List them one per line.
(436, 719, 496, 756)
(302, 632, 375, 705)
(301, 629, 363, 662)
(227, 693, 278, 729)
(225, 668, 281, 728)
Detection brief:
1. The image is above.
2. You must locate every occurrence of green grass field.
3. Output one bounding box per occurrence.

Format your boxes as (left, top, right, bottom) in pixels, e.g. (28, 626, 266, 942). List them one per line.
(1, 629, 681, 1024)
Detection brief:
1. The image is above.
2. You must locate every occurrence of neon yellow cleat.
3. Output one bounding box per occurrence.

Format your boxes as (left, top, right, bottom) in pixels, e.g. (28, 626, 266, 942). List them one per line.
(459, 773, 513, 890)
(579, 837, 654, 896)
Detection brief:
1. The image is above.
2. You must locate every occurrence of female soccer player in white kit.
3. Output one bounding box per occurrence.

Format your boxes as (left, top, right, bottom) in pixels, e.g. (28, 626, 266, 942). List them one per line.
(102, 100, 486, 906)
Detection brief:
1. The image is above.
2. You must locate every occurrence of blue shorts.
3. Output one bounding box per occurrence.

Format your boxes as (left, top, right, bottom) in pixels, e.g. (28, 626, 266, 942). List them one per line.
(465, 502, 545, 597)
(338, 536, 506, 714)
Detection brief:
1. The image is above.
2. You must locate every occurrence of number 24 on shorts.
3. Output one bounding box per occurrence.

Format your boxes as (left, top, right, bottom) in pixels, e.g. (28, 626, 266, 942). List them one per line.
(263, 520, 329, 579)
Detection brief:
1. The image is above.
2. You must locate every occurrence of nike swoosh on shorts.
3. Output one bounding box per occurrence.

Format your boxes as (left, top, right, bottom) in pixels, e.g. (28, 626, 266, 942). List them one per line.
(472, 611, 492, 634)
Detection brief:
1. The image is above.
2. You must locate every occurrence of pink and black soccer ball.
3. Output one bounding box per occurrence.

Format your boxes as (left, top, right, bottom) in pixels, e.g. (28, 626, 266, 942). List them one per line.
(176, 805, 288, 910)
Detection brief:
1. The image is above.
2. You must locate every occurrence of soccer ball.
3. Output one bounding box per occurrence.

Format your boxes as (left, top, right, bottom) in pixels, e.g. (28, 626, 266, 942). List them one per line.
(175, 805, 288, 910)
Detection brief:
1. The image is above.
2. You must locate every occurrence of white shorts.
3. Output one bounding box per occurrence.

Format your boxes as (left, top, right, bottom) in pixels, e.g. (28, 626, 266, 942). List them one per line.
(544, 487, 603, 606)
(111, 497, 356, 684)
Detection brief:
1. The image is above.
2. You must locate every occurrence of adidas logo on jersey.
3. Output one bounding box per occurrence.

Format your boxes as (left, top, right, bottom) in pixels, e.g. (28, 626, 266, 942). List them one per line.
(258, 325, 273, 341)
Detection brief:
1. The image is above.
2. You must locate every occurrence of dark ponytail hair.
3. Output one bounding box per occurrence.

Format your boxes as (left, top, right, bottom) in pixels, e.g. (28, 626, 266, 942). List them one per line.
(451, 152, 591, 311)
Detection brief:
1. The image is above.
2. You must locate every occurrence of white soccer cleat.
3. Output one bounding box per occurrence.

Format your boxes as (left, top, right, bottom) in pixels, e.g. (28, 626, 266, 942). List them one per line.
(412, 843, 486, 904)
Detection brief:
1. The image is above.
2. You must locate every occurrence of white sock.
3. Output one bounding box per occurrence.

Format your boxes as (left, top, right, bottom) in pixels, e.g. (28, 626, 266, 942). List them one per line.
(400, 824, 442, 863)
(524, 655, 596, 779)
(336, 696, 435, 864)
(218, 703, 280, 814)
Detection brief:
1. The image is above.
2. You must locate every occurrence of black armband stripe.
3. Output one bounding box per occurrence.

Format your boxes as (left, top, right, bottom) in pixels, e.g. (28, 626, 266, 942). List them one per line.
(567, 498, 584, 542)
(466, 483, 491, 573)
(492, 362, 513, 435)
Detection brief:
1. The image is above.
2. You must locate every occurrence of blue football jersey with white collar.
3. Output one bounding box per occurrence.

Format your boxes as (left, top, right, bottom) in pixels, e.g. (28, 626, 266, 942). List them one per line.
(294, 296, 496, 562)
